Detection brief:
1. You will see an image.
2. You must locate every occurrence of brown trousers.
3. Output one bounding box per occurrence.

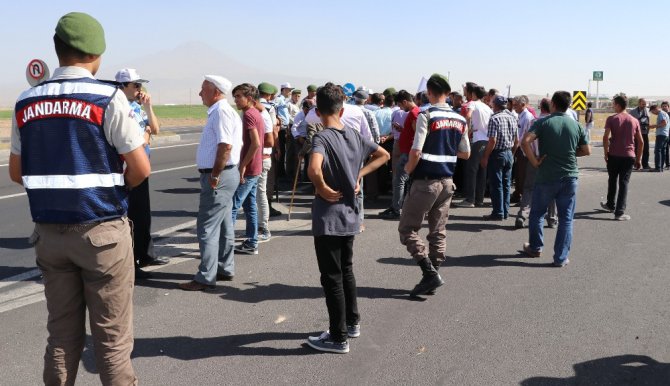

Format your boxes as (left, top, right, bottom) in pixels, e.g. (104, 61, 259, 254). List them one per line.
(398, 177, 455, 266)
(35, 217, 137, 386)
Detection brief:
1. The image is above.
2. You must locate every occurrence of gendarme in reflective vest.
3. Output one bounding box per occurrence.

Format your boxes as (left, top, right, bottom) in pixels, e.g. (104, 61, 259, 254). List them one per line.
(15, 78, 128, 224)
(412, 106, 466, 179)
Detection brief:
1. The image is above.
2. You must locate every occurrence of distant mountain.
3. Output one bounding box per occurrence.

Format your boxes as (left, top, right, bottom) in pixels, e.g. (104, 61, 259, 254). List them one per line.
(97, 41, 326, 105)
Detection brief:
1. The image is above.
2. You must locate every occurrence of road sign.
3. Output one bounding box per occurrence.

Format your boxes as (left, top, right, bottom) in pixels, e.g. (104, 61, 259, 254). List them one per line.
(593, 71, 603, 81)
(343, 83, 356, 97)
(572, 91, 587, 111)
(25, 59, 49, 87)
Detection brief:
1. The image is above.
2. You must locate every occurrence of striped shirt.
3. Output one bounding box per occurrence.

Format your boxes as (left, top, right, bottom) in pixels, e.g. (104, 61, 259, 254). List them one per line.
(196, 99, 242, 168)
(487, 109, 518, 150)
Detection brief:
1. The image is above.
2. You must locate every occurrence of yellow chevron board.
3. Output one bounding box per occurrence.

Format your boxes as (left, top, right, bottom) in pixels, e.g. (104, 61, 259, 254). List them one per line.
(572, 91, 587, 111)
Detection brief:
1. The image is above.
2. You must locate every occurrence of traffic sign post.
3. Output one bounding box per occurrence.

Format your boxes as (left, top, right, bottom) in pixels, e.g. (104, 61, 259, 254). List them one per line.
(25, 59, 49, 87)
(342, 83, 356, 98)
(593, 71, 603, 108)
(572, 91, 587, 111)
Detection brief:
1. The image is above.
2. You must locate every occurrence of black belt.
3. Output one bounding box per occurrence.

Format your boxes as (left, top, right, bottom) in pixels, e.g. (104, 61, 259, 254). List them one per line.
(198, 165, 236, 174)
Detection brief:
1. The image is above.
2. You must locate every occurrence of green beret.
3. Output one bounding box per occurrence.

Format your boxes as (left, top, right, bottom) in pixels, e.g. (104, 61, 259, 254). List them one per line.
(307, 84, 318, 92)
(428, 73, 450, 91)
(291, 89, 302, 94)
(55, 12, 106, 56)
(258, 82, 277, 95)
(383, 87, 397, 97)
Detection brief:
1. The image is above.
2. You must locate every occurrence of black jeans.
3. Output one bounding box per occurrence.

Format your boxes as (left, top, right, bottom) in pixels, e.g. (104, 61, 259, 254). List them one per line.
(128, 177, 156, 266)
(606, 155, 634, 216)
(642, 133, 650, 168)
(313, 235, 359, 342)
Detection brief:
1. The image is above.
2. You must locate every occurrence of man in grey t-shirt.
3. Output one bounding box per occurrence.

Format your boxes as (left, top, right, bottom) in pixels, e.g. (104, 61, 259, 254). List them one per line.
(305, 83, 389, 354)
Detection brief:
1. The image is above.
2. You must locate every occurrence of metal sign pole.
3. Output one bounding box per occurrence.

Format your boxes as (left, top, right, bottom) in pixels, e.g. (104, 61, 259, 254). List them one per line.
(596, 81, 600, 109)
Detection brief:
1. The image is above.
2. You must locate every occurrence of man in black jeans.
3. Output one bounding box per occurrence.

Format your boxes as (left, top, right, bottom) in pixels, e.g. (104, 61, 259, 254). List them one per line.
(629, 98, 650, 169)
(306, 83, 389, 354)
(601, 95, 643, 221)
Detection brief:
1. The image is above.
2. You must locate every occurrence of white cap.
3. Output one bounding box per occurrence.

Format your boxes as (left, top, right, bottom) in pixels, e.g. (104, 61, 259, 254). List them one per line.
(204, 75, 232, 95)
(115, 68, 148, 83)
(280, 82, 293, 90)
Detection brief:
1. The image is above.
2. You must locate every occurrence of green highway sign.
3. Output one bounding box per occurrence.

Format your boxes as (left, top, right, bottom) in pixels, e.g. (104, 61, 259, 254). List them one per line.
(593, 71, 603, 81)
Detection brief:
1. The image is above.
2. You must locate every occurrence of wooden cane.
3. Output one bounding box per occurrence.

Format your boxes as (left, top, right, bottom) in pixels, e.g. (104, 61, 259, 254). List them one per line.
(287, 156, 303, 221)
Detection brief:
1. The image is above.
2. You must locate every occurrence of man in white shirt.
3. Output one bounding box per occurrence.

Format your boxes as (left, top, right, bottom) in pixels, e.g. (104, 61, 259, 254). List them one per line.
(455, 85, 492, 207)
(180, 75, 242, 291)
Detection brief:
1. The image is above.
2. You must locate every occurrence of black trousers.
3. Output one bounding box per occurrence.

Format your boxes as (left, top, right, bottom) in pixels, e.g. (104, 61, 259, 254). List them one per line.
(313, 235, 359, 342)
(606, 155, 634, 216)
(640, 133, 650, 168)
(128, 177, 156, 266)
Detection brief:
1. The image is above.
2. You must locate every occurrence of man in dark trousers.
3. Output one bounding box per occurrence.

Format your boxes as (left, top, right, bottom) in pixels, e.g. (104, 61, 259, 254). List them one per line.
(600, 95, 643, 220)
(306, 83, 389, 353)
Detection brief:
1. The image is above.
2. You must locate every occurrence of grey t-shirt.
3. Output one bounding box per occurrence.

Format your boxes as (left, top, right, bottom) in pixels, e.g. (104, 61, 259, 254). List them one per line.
(311, 127, 378, 236)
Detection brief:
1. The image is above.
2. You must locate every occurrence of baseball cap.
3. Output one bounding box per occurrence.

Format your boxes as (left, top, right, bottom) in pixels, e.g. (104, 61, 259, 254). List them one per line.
(55, 12, 106, 56)
(280, 82, 293, 90)
(493, 95, 508, 107)
(204, 75, 232, 95)
(115, 68, 149, 83)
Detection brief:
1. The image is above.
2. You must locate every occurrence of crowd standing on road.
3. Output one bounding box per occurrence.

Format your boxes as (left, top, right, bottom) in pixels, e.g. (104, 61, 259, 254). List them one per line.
(11, 10, 670, 384)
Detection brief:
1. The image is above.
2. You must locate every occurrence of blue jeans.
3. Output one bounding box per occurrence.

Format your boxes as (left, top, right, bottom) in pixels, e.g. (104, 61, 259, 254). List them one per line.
(195, 168, 239, 285)
(487, 149, 514, 218)
(528, 177, 578, 265)
(232, 175, 260, 247)
(655, 135, 668, 170)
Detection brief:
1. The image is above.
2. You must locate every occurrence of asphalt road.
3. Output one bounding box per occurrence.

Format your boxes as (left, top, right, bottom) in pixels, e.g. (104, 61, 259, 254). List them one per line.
(1, 134, 669, 385)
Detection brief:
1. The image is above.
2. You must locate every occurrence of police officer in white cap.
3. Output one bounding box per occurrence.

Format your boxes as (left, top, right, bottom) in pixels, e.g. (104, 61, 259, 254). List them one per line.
(180, 75, 244, 291)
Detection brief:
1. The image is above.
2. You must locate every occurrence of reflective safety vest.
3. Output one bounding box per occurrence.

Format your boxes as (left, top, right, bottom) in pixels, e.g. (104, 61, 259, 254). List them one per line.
(412, 106, 466, 179)
(14, 78, 128, 224)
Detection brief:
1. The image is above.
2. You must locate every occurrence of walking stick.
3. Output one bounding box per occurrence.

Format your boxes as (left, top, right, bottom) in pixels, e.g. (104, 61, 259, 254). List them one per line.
(287, 156, 303, 221)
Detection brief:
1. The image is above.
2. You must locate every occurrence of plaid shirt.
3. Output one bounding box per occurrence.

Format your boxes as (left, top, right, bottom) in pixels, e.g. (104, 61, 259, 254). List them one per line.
(487, 109, 518, 150)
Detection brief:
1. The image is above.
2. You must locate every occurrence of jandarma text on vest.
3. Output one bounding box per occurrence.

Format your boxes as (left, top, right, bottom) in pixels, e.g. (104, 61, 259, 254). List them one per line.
(17, 98, 103, 128)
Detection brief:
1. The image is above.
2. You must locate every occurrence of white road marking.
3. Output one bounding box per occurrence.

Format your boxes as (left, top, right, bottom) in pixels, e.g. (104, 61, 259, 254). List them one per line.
(151, 142, 198, 150)
(0, 192, 26, 200)
(152, 164, 197, 174)
(0, 164, 197, 200)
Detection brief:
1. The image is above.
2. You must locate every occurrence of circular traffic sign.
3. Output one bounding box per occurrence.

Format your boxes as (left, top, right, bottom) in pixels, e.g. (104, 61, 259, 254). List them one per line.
(343, 83, 356, 97)
(25, 59, 50, 87)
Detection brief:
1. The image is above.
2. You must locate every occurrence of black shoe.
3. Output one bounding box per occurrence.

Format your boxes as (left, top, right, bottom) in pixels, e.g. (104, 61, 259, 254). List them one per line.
(410, 259, 444, 297)
(482, 214, 505, 221)
(379, 209, 400, 220)
(216, 272, 234, 281)
(410, 274, 444, 297)
(269, 207, 282, 217)
(135, 268, 152, 280)
(140, 256, 169, 267)
(515, 218, 526, 229)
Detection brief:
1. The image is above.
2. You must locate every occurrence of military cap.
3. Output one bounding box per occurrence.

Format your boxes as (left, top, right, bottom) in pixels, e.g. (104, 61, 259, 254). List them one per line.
(307, 84, 318, 92)
(258, 82, 278, 95)
(383, 87, 397, 97)
(55, 12, 106, 55)
(291, 89, 302, 95)
(428, 73, 450, 92)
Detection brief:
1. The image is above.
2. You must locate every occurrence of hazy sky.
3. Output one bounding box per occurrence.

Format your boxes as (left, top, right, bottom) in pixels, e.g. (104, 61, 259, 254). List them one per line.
(2, 0, 668, 102)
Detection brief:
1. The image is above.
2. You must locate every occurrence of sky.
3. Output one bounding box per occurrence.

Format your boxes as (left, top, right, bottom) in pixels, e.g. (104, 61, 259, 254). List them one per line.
(1, 0, 668, 105)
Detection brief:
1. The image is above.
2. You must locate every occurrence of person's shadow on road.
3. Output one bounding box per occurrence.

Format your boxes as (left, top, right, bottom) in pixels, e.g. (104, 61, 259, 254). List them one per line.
(216, 283, 410, 303)
(378, 254, 554, 269)
(520, 354, 670, 385)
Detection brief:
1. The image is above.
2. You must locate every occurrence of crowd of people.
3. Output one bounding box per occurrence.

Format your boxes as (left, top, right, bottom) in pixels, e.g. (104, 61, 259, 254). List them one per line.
(7, 11, 659, 384)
